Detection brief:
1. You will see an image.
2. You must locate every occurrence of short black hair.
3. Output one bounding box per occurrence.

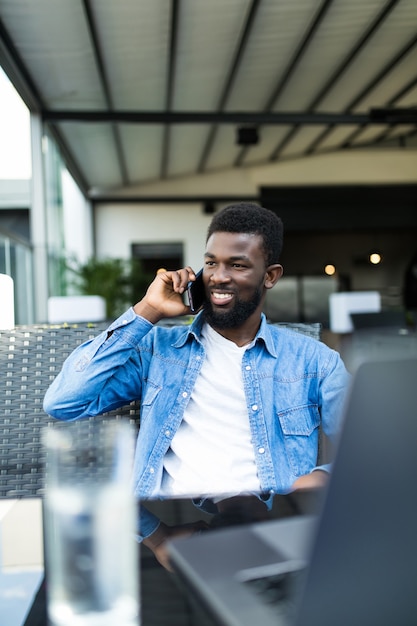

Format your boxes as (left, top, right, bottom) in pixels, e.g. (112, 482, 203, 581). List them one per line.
(206, 202, 283, 266)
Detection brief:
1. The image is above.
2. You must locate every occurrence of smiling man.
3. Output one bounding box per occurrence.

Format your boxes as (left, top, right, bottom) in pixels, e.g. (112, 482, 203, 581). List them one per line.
(44, 202, 350, 568)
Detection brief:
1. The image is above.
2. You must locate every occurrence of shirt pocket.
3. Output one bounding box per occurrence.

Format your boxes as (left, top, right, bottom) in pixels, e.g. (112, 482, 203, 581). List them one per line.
(140, 383, 162, 423)
(277, 405, 320, 476)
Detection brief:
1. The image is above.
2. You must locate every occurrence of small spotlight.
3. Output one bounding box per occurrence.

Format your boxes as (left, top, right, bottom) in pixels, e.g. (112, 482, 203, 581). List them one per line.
(369, 253, 382, 265)
(236, 126, 259, 145)
(203, 202, 216, 215)
(324, 264, 336, 276)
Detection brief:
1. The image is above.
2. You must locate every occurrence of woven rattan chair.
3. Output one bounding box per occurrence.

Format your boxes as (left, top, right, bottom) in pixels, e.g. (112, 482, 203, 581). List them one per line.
(0, 322, 140, 499)
(273, 321, 321, 340)
(0, 320, 321, 500)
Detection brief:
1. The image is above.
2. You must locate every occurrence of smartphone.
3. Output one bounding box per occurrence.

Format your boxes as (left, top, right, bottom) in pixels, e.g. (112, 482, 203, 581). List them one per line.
(187, 268, 206, 313)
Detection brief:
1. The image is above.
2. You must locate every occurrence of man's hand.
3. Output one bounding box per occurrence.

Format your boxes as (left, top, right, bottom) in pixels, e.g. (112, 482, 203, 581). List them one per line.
(142, 520, 210, 572)
(291, 470, 329, 491)
(133, 266, 197, 324)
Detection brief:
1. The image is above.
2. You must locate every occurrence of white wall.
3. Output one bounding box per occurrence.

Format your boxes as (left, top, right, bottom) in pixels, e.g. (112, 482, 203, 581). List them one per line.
(95, 202, 215, 271)
(62, 168, 94, 264)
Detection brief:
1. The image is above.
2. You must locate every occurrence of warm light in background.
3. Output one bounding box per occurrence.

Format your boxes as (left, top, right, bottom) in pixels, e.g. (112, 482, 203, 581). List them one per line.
(369, 252, 382, 265)
(324, 264, 336, 276)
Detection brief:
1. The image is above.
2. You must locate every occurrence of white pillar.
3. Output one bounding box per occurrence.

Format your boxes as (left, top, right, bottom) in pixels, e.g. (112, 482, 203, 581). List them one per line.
(30, 113, 49, 322)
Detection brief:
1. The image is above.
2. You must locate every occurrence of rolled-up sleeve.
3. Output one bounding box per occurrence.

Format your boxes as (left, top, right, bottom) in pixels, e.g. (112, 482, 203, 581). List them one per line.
(313, 350, 351, 473)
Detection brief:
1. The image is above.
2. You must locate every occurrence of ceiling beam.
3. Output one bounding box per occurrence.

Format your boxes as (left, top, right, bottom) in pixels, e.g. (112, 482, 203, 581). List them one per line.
(269, 0, 402, 160)
(304, 32, 417, 155)
(90, 194, 259, 204)
(197, 0, 262, 173)
(235, 0, 334, 167)
(0, 17, 89, 195)
(82, 0, 129, 185)
(342, 79, 417, 148)
(41, 109, 417, 125)
(0, 17, 42, 111)
(160, 0, 180, 179)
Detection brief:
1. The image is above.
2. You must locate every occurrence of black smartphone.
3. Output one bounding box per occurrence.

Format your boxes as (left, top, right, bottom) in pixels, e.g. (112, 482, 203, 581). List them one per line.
(187, 268, 206, 313)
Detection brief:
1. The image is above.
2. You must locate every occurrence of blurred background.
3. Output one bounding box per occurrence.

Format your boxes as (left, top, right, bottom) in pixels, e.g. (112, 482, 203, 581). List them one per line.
(0, 0, 416, 328)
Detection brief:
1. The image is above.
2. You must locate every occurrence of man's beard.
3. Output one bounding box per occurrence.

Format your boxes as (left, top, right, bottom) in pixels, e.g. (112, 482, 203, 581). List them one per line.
(202, 285, 262, 330)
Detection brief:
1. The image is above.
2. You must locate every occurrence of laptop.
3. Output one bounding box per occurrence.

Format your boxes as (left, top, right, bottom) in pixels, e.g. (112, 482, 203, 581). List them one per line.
(350, 310, 407, 330)
(167, 358, 417, 626)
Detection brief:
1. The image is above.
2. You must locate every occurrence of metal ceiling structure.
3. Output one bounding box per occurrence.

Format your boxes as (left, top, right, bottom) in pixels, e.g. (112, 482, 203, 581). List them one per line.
(0, 0, 416, 199)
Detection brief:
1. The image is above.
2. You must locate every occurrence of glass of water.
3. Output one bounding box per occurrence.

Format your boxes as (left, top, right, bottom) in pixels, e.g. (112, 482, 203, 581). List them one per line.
(43, 419, 139, 626)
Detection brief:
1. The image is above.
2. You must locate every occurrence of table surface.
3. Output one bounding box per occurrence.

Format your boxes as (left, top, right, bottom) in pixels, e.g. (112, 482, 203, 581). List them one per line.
(2, 497, 211, 626)
(3, 493, 320, 626)
(22, 558, 217, 626)
(0, 499, 44, 626)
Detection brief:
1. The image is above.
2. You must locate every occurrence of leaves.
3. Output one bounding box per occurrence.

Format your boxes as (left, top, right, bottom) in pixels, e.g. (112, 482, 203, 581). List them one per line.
(67, 257, 153, 319)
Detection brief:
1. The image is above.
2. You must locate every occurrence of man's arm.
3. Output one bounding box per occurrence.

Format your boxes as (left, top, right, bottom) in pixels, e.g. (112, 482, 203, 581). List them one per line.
(291, 469, 329, 491)
(142, 519, 210, 572)
(43, 266, 198, 420)
(291, 350, 351, 492)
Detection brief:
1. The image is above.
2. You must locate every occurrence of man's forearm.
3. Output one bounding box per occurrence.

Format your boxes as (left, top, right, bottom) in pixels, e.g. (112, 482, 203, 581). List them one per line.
(291, 469, 329, 491)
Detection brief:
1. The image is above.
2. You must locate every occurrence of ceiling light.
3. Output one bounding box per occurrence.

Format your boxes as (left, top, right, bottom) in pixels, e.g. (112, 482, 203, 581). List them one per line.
(324, 264, 336, 276)
(203, 202, 216, 215)
(369, 252, 382, 265)
(236, 127, 259, 145)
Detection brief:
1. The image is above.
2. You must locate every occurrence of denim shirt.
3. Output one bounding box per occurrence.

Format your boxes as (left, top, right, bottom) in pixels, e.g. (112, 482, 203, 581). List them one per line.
(43, 307, 350, 539)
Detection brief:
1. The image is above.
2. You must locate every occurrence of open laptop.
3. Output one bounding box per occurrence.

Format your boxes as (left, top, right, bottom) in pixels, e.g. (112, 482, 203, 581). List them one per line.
(168, 358, 417, 626)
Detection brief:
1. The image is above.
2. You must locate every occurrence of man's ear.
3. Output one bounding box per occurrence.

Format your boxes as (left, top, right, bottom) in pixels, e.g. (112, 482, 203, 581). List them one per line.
(264, 264, 283, 290)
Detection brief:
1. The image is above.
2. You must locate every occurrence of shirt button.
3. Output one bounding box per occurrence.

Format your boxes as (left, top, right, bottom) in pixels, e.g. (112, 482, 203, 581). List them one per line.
(251, 404, 258, 411)
(165, 430, 171, 437)
(245, 365, 251, 371)
(149, 467, 155, 474)
(122, 319, 128, 324)
(182, 392, 188, 398)
(258, 447, 265, 454)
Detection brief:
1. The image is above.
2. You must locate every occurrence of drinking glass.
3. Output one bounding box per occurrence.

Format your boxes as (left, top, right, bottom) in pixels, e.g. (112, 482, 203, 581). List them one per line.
(43, 419, 139, 626)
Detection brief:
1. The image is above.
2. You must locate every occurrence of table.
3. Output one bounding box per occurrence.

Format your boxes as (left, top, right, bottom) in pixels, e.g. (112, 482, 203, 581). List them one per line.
(9, 493, 319, 626)
(0, 499, 44, 626)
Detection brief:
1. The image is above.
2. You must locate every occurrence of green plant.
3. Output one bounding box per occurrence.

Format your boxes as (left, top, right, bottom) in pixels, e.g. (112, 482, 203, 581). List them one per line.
(68, 257, 152, 319)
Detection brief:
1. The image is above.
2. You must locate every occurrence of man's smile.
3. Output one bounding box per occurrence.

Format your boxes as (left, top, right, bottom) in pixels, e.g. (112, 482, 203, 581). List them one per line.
(210, 291, 234, 306)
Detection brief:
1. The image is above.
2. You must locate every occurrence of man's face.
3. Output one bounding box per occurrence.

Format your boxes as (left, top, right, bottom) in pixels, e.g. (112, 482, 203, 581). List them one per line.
(202, 232, 269, 330)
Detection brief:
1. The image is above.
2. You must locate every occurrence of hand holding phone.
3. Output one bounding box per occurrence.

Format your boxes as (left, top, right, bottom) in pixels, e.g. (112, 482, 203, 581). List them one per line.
(187, 269, 206, 313)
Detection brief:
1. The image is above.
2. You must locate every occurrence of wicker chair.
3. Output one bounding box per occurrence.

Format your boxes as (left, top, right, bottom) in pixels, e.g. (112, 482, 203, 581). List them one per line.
(0, 320, 321, 500)
(0, 322, 140, 499)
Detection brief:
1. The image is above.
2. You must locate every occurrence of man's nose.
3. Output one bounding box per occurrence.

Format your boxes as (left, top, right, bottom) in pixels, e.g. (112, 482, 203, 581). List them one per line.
(210, 265, 230, 283)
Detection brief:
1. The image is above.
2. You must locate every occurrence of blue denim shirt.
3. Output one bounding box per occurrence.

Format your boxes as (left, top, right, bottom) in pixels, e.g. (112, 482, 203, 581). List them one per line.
(43, 307, 350, 539)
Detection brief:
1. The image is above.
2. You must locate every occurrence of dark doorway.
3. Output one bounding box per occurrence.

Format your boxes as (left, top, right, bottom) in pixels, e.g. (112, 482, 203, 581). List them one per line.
(131, 242, 183, 275)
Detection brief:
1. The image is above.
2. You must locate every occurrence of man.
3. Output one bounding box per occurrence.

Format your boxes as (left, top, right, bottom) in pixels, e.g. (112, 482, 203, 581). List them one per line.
(44, 202, 350, 568)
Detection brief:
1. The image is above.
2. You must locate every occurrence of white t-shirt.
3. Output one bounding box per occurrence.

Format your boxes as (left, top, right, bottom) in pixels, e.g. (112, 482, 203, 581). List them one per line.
(159, 323, 261, 497)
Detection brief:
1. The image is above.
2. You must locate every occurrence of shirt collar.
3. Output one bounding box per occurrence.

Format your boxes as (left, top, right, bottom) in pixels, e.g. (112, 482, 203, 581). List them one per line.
(172, 312, 277, 357)
(255, 314, 278, 357)
(171, 312, 204, 348)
